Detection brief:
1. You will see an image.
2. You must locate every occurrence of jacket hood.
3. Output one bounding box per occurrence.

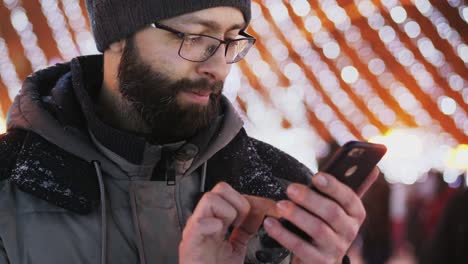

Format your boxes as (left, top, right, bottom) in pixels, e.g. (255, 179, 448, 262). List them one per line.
(6, 55, 244, 176)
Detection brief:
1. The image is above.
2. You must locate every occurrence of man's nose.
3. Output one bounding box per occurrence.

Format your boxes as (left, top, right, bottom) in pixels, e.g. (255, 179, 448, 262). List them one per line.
(195, 46, 231, 82)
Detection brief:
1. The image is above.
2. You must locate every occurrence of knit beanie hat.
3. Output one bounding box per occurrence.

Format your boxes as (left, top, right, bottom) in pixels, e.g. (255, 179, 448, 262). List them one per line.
(85, 0, 252, 52)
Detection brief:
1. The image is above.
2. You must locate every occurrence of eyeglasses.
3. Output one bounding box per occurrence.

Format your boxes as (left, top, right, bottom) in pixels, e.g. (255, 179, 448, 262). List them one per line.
(152, 22, 256, 64)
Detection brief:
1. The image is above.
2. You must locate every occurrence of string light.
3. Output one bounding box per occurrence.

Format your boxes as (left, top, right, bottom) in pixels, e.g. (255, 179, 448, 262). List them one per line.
(0, 38, 22, 98)
(39, 0, 79, 61)
(388, 1, 468, 103)
(60, 0, 98, 55)
(3, 0, 48, 71)
(445, 0, 468, 25)
(242, 3, 330, 159)
(388, 1, 468, 133)
(265, 1, 388, 140)
(312, 1, 404, 133)
(250, 2, 357, 147)
(355, 5, 442, 133)
(410, 0, 468, 65)
(356, 1, 466, 137)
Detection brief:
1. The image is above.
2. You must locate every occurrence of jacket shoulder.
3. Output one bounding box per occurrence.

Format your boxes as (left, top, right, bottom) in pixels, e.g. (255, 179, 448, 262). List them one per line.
(246, 135, 313, 184)
(0, 130, 28, 181)
(207, 129, 313, 200)
(0, 130, 98, 214)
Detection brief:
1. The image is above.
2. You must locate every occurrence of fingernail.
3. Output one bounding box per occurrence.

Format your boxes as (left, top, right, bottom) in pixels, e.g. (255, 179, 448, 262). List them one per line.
(314, 174, 328, 187)
(287, 185, 299, 197)
(264, 217, 275, 229)
(276, 201, 288, 213)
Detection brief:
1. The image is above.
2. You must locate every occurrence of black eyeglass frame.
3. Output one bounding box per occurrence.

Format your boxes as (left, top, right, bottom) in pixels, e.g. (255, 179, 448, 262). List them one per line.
(152, 22, 256, 64)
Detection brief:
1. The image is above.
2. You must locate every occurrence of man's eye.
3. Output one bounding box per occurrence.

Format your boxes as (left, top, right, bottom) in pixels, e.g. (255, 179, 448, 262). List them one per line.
(184, 36, 202, 44)
(205, 45, 218, 54)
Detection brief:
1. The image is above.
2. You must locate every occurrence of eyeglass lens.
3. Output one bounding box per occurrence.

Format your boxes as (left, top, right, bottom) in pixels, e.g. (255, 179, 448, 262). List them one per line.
(179, 35, 253, 63)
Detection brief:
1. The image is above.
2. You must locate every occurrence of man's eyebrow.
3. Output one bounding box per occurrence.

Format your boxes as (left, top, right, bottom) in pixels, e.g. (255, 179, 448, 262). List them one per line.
(179, 16, 246, 32)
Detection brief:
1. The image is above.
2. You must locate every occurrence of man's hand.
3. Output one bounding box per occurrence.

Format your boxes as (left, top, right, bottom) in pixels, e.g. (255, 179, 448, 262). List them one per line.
(263, 168, 379, 264)
(179, 182, 278, 264)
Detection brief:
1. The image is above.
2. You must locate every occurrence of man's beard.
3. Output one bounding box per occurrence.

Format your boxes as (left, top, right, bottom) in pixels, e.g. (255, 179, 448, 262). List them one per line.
(117, 36, 223, 144)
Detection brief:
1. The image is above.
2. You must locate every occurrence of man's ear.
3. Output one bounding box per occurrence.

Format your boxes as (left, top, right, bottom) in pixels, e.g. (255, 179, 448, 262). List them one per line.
(108, 39, 126, 54)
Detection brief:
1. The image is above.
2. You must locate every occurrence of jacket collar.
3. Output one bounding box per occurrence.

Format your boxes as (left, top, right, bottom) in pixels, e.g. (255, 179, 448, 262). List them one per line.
(4, 127, 311, 214)
(5, 130, 100, 214)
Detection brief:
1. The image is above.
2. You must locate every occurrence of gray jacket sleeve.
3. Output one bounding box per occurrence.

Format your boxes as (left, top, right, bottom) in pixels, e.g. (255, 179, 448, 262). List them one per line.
(0, 180, 10, 264)
(245, 234, 291, 264)
(0, 237, 9, 264)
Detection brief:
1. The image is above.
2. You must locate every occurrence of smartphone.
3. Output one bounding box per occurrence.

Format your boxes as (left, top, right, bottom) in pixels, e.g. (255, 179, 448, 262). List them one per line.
(317, 140, 387, 192)
(261, 141, 387, 248)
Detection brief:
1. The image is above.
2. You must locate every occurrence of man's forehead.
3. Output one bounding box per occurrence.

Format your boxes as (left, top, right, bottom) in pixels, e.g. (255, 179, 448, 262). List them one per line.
(167, 7, 246, 32)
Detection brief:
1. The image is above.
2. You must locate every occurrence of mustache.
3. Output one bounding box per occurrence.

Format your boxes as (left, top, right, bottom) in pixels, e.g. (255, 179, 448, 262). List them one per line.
(175, 78, 224, 95)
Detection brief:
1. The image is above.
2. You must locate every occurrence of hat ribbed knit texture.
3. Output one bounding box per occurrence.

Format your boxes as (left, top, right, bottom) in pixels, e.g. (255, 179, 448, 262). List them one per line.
(85, 0, 251, 52)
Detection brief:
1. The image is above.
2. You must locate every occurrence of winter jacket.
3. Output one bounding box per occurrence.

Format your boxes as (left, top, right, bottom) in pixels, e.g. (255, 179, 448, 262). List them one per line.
(0, 55, 313, 264)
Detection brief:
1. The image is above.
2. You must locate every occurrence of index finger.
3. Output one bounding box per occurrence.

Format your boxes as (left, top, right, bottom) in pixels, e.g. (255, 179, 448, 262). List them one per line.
(244, 195, 281, 219)
(211, 182, 251, 227)
(230, 196, 280, 248)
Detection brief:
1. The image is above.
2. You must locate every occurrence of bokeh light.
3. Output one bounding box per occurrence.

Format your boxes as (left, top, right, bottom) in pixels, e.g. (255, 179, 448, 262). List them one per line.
(390, 6, 407, 24)
(341, 66, 359, 84)
(0, 117, 5, 134)
(463, 6, 468, 22)
(446, 144, 468, 169)
(438, 96, 457, 115)
(404, 21, 421, 38)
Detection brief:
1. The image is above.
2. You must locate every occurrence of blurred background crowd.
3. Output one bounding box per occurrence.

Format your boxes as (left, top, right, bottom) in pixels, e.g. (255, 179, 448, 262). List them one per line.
(0, 0, 467, 263)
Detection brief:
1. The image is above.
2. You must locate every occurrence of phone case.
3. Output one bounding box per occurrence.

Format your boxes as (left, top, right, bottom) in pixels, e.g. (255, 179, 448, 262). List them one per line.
(319, 141, 387, 191)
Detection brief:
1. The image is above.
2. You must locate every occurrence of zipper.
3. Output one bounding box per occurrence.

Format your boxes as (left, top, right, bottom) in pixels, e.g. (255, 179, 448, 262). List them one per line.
(166, 157, 176, 186)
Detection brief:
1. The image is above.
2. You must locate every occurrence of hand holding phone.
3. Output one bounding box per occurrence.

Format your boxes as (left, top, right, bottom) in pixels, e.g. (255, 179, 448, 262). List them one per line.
(318, 141, 386, 194)
(261, 141, 387, 248)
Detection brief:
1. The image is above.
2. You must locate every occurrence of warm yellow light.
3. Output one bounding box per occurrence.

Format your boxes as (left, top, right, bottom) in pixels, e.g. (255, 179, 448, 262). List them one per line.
(368, 129, 424, 184)
(446, 144, 468, 169)
(370, 129, 423, 159)
(0, 119, 5, 134)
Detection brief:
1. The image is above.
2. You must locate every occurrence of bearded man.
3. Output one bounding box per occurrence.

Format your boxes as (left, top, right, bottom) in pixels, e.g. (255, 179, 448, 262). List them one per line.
(0, 1, 378, 263)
